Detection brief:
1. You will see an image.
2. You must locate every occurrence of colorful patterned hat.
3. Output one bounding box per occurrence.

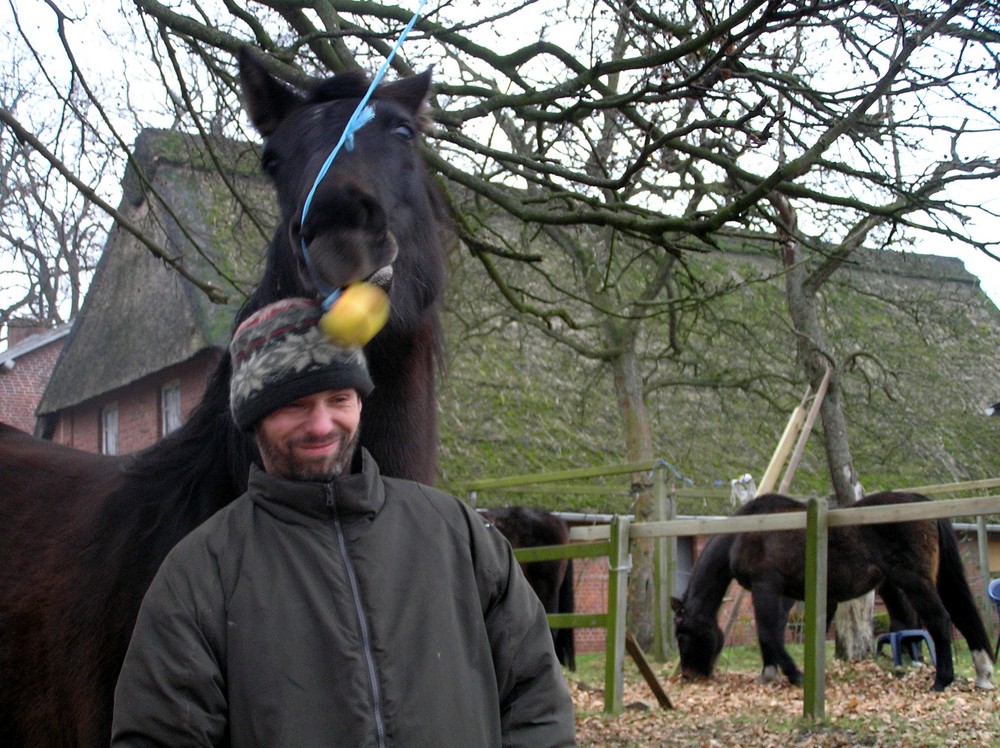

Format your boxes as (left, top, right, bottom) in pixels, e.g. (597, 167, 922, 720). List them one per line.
(229, 297, 374, 431)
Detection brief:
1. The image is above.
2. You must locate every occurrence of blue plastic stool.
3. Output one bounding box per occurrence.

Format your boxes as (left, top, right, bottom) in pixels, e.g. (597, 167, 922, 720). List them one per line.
(875, 629, 936, 666)
(988, 578, 1000, 661)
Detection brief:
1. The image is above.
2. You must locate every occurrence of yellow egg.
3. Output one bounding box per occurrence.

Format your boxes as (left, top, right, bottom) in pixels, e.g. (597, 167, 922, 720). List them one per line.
(318, 282, 390, 346)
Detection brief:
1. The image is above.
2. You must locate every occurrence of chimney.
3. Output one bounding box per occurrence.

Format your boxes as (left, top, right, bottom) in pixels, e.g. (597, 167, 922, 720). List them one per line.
(6, 317, 49, 348)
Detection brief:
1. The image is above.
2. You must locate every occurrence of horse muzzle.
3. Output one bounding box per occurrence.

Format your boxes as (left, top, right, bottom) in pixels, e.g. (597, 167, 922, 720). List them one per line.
(367, 264, 394, 291)
(293, 227, 399, 297)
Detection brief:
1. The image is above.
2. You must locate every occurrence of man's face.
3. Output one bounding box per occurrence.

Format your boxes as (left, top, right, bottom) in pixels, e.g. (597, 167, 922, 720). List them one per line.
(255, 388, 362, 481)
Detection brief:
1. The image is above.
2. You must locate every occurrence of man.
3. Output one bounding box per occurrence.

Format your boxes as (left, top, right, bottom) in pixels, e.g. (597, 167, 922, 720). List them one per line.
(111, 298, 576, 747)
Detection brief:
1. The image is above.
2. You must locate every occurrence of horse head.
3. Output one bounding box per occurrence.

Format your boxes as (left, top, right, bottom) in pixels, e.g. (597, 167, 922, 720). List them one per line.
(237, 48, 447, 327)
(236, 49, 449, 484)
(671, 594, 724, 680)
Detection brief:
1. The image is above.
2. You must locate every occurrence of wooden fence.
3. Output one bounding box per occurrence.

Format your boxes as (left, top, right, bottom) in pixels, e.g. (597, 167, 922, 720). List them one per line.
(475, 468, 1000, 718)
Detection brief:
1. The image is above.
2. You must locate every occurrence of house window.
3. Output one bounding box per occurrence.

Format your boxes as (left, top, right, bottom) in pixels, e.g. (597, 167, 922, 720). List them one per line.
(161, 381, 182, 436)
(101, 404, 119, 456)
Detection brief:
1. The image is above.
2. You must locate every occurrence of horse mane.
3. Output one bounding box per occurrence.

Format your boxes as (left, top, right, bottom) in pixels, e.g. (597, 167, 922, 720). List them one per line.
(308, 70, 372, 104)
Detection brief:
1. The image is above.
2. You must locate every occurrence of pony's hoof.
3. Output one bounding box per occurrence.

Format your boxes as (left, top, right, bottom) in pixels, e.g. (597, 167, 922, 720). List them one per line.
(972, 649, 994, 689)
(788, 672, 804, 687)
(755, 666, 780, 685)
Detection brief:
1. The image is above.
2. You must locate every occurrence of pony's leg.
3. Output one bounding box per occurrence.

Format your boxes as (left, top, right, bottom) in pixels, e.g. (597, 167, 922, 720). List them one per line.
(878, 580, 920, 631)
(934, 520, 995, 689)
(751, 584, 802, 685)
(890, 572, 955, 691)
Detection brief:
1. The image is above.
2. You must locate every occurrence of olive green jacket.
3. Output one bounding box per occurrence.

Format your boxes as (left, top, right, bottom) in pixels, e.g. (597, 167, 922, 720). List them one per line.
(111, 451, 575, 747)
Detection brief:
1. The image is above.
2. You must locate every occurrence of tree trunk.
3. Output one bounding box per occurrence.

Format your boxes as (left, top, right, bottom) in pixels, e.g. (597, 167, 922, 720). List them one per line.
(834, 592, 876, 660)
(818, 378, 865, 504)
(610, 344, 656, 650)
(775, 196, 869, 659)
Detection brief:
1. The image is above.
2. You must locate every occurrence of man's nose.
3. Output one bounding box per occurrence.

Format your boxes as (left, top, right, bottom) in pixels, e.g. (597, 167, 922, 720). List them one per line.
(302, 403, 335, 434)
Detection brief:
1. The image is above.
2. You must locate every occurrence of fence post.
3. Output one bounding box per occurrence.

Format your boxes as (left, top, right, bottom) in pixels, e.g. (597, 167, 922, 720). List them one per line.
(976, 515, 991, 625)
(651, 466, 676, 660)
(803, 497, 828, 721)
(604, 514, 631, 714)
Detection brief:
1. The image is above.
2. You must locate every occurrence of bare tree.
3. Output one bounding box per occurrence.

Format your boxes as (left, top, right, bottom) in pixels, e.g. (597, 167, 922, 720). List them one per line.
(0, 29, 107, 338)
(3, 0, 999, 645)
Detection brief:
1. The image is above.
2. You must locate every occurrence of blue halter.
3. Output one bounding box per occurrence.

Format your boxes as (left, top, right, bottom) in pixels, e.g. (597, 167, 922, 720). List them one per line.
(299, 0, 429, 310)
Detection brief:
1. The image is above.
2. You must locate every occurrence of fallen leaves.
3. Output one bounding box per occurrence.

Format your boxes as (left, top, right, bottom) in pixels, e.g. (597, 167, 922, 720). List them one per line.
(571, 659, 998, 746)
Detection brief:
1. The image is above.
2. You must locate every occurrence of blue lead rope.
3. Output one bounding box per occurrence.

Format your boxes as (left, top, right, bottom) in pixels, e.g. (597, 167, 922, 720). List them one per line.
(299, 0, 429, 310)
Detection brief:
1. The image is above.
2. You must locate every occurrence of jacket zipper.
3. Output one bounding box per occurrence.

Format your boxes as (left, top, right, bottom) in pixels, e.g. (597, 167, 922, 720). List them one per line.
(326, 484, 387, 748)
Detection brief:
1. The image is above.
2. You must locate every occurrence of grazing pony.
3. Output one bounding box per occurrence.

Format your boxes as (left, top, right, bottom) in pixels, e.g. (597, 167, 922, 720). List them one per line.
(482, 506, 576, 670)
(0, 49, 449, 747)
(671, 492, 995, 692)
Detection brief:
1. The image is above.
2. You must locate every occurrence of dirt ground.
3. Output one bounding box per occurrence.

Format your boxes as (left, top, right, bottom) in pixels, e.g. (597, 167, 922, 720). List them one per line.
(571, 659, 999, 747)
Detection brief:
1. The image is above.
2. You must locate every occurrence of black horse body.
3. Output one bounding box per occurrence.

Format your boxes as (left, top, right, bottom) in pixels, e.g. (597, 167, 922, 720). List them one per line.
(0, 51, 449, 747)
(481, 506, 576, 670)
(672, 492, 995, 692)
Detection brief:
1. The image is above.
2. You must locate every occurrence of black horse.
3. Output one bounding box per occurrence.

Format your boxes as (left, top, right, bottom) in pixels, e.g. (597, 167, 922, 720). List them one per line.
(671, 492, 995, 692)
(0, 50, 449, 747)
(482, 506, 576, 670)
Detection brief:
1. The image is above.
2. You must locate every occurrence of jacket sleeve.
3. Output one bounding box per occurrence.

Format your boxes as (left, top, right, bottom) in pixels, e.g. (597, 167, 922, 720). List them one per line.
(479, 521, 577, 748)
(111, 538, 229, 747)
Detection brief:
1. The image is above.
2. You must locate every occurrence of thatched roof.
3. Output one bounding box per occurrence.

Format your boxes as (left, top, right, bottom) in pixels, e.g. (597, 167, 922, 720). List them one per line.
(38, 129, 275, 415)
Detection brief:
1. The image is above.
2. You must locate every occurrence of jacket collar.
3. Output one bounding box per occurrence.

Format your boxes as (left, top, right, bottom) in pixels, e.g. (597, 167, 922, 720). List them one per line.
(247, 448, 385, 522)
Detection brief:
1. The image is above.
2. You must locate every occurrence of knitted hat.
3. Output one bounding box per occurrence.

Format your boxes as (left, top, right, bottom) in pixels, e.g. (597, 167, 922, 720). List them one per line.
(229, 297, 374, 431)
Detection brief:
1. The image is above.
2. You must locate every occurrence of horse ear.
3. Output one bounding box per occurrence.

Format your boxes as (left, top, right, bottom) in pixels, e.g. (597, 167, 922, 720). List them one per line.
(238, 47, 304, 137)
(377, 69, 434, 116)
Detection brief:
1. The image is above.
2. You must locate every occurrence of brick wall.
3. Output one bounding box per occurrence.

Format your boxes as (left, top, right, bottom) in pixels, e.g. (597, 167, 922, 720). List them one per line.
(50, 350, 221, 454)
(573, 556, 608, 653)
(0, 338, 65, 435)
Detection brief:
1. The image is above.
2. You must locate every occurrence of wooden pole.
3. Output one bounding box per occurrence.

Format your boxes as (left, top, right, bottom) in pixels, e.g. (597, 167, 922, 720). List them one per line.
(652, 467, 670, 661)
(803, 497, 829, 721)
(758, 402, 807, 494)
(779, 367, 830, 493)
(604, 515, 631, 714)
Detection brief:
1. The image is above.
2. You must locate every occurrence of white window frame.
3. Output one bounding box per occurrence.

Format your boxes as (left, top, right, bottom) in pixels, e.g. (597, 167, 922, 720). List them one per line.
(161, 380, 182, 436)
(101, 404, 119, 456)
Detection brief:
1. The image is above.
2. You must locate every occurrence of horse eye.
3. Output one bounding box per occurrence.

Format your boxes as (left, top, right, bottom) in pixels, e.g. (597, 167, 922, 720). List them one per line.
(261, 152, 280, 176)
(392, 122, 416, 141)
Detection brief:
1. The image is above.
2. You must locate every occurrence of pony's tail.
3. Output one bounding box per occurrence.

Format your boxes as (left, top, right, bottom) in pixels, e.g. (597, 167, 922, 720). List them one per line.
(553, 559, 576, 671)
(936, 518, 992, 656)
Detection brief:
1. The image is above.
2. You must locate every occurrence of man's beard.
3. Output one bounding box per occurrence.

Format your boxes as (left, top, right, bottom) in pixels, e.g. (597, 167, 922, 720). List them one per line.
(258, 426, 361, 482)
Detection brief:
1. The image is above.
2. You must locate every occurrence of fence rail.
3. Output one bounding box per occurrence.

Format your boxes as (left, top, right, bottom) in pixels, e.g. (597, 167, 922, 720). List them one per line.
(516, 491, 1000, 718)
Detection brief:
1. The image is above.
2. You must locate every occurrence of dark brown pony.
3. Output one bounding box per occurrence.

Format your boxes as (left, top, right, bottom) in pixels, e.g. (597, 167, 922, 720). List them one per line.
(0, 50, 449, 747)
(671, 492, 995, 692)
(482, 507, 576, 670)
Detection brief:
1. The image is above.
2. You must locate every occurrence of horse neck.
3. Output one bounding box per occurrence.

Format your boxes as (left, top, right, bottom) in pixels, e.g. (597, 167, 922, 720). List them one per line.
(361, 314, 440, 484)
(122, 356, 254, 538)
(686, 533, 736, 618)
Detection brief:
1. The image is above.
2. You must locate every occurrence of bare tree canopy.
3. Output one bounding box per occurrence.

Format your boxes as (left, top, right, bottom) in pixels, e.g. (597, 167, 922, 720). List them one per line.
(3, 1, 998, 314)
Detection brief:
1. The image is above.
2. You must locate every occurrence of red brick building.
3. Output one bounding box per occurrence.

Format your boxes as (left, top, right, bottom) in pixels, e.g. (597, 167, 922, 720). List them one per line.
(0, 321, 71, 436)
